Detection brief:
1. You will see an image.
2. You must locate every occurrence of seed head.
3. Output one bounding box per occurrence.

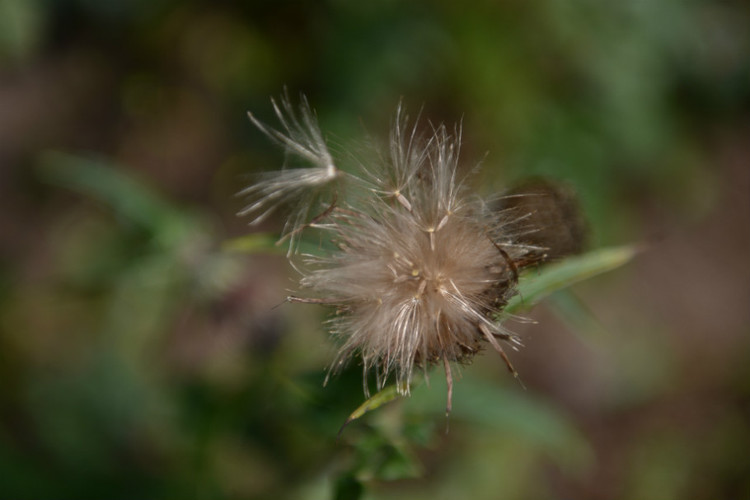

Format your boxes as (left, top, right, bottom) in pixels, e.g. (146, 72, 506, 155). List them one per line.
(241, 94, 544, 412)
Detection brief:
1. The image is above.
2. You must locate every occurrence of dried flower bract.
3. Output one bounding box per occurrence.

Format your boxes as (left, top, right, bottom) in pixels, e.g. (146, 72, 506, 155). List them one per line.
(241, 93, 546, 414)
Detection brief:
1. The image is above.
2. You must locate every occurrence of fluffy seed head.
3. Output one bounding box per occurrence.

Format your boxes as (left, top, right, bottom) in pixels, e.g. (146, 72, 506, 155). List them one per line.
(242, 94, 543, 406)
(305, 207, 523, 392)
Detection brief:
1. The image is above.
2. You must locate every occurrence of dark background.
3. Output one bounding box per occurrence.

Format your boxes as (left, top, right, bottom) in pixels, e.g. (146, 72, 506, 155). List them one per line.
(1, 1, 749, 499)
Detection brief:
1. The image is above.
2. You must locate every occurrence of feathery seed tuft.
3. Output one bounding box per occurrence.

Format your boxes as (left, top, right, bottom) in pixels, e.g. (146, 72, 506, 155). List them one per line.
(241, 93, 547, 413)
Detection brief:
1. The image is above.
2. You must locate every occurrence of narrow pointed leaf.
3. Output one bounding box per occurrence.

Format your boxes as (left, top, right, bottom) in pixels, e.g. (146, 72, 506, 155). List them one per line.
(506, 245, 638, 314)
(338, 382, 410, 437)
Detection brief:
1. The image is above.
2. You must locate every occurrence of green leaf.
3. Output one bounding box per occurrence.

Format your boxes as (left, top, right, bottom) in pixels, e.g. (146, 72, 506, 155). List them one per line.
(222, 234, 282, 254)
(0, 0, 43, 63)
(506, 245, 638, 314)
(36, 152, 207, 252)
(36, 152, 183, 235)
(338, 382, 410, 437)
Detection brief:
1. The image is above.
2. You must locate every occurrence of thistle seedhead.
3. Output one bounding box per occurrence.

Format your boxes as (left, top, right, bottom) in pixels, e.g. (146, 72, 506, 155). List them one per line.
(241, 93, 545, 414)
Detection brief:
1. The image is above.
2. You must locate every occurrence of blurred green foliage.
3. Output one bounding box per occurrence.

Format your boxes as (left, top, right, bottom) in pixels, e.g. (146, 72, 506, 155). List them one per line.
(1, 1, 748, 499)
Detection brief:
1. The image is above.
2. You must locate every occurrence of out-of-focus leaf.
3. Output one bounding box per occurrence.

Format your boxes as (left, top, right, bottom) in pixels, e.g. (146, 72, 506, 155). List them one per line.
(404, 375, 593, 474)
(506, 245, 638, 314)
(547, 289, 610, 342)
(222, 234, 280, 254)
(375, 444, 422, 481)
(37, 152, 184, 235)
(333, 474, 363, 500)
(0, 0, 43, 62)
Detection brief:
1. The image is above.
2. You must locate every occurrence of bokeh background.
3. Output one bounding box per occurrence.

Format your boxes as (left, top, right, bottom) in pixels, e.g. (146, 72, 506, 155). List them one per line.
(1, 1, 749, 499)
